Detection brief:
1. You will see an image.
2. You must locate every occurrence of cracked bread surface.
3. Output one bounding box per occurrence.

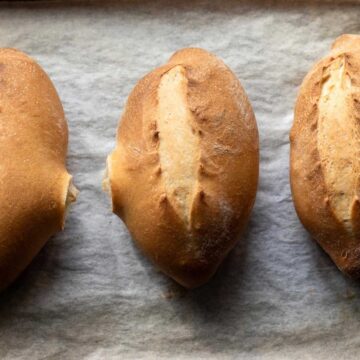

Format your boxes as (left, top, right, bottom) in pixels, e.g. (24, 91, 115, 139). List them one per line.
(157, 65, 200, 228)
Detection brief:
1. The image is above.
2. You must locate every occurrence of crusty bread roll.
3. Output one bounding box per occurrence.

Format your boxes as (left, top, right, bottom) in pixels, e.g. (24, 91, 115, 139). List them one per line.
(0, 48, 77, 291)
(290, 34, 360, 277)
(105, 48, 259, 288)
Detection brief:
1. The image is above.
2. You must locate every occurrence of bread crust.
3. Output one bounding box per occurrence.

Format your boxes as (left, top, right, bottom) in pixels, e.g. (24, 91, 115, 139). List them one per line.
(107, 48, 259, 288)
(290, 35, 360, 277)
(0, 49, 77, 290)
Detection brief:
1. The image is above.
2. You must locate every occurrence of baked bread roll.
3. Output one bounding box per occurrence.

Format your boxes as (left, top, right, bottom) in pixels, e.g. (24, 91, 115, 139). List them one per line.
(0, 49, 77, 291)
(290, 34, 360, 277)
(105, 48, 259, 288)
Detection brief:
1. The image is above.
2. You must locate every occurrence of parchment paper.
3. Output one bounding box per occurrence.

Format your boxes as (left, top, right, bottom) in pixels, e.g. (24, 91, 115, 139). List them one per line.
(1, 1, 360, 359)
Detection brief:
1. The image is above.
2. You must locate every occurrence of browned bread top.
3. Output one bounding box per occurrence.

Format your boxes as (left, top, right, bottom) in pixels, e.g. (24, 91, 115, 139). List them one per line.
(0, 48, 77, 290)
(106, 48, 259, 288)
(290, 35, 360, 277)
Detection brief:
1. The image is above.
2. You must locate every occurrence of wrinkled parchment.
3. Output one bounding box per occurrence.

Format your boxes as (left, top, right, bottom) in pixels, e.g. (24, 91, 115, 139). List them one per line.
(1, 1, 360, 359)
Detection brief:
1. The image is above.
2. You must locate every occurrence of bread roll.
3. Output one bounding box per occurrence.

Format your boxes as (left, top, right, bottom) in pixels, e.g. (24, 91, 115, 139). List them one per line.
(105, 48, 259, 288)
(290, 34, 360, 277)
(0, 49, 77, 290)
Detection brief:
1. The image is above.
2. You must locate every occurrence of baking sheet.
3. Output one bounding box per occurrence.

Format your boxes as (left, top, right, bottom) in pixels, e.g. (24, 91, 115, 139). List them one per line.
(1, 1, 360, 359)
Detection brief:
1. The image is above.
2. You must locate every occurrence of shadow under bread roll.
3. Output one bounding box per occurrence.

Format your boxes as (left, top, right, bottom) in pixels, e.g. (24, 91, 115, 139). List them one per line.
(104, 48, 259, 288)
(290, 34, 360, 277)
(0, 48, 78, 291)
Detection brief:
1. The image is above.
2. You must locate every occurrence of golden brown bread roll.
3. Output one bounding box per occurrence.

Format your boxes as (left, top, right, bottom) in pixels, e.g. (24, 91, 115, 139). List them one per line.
(290, 34, 360, 278)
(0, 48, 77, 291)
(105, 48, 259, 288)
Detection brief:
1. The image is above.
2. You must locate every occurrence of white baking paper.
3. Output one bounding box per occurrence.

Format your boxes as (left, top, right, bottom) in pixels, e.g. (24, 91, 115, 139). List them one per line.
(1, 1, 360, 359)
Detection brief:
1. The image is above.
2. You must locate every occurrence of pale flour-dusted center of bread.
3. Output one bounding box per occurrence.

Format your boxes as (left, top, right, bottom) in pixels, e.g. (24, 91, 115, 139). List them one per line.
(157, 65, 200, 226)
(318, 56, 359, 231)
